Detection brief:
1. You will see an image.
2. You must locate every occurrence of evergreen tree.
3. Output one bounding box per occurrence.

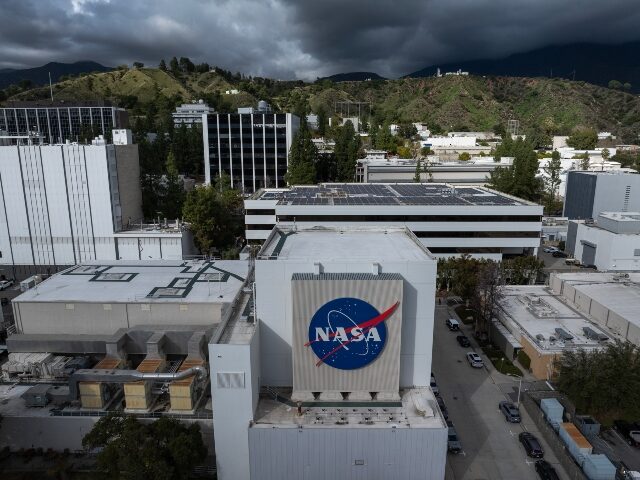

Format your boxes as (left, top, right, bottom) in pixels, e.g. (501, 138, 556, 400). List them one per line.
(159, 59, 167, 71)
(285, 118, 317, 185)
(317, 106, 327, 137)
(545, 150, 562, 213)
(414, 158, 422, 183)
(489, 137, 543, 202)
(169, 57, 180, 74)
(334, 121, 361, 182)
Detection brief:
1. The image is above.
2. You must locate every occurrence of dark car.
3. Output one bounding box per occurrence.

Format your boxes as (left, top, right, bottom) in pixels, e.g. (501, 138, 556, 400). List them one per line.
(613, 420, 640, 447)
(436, 396, 449, 420)
(519, 432, 544, 458)
(535, 460, 560, 480)
(456, 335, 470, 347)
(499, 401, 521, 423)
(447, 421, 462, 454)
(552, 251, 567, 258)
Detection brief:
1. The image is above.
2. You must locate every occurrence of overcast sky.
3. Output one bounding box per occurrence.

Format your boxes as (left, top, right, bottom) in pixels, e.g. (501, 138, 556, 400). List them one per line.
(2, 0, 640, 79)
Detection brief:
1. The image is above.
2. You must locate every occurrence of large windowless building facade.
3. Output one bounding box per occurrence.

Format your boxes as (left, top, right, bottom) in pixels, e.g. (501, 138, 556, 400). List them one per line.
(203, 112, 299, 192)
(0, 102, 128, 144)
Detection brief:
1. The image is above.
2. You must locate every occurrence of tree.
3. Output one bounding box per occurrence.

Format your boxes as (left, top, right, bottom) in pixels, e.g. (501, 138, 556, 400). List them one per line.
(623, 82, 632, 92)
(169, 57, 180, 74)
(579, 152, 590, 170)
(397, 123, 417, 139)
(458, 152, 471, 161)
(82, 413, 207, 480)
(317, 106, 328, 137)
(493, 123, 506, 137)
(608, 80, 623, 90)
(414, 158, 422, 182)
(179, 57, 195, 73)
(544, 150, 562, 213)
(501, 256, 543, 285)
(160, 151, 186, 220)
(471, 261, 503, 334)
(182, 177, 243, 255)
(556, 341, 640, 419)
(567, 127, 598, 150)
(285, 117, 317, 185)
(159, 59, 167, 71)
(489, 136, 543, 202)
(133, 62, 144, 69)
(373, 123, 396, 153)
(601, 148, 610, 161)
(334, 121, 361, 181)
(397, 146, 412, 159)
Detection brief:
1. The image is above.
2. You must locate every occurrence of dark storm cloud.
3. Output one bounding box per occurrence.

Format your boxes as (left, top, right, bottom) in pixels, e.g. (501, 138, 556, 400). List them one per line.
(2, 0, 640, 79)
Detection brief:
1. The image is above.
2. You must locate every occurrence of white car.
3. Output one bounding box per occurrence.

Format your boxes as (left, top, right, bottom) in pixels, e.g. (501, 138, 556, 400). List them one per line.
(466, 352, 484, 368)
(543, 247, 559, 254)
(0, 280, 13, 291)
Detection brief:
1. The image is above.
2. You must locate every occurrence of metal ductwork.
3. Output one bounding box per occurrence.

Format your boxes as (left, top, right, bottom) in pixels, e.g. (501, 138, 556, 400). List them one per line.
(68, 366, 208, 400)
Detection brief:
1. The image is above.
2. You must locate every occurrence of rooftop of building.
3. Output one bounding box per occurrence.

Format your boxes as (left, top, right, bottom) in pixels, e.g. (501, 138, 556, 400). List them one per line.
(497, 285, 610, 353)
(13, 260, 248, 305)
(597, 212, 640, 222)
(251, 388, 445, 430)
(252, 183, 535, 207)
(2, 100, 121, 109)
(569, 170, 640, 177)
(258, 226, 433, 262)
(552, 272, 640, 329)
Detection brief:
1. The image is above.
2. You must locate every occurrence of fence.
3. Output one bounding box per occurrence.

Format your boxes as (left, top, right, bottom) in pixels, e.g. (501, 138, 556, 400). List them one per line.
(521, 392, 586, 480)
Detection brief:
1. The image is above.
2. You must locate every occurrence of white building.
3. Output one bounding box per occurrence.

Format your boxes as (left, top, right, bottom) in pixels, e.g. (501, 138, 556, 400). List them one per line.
(357, 156, 513, 184)
(550, 271, 640, 346)
(172, 100, 215, 128)
(244, 183, 543, 260)
(566, 212, 640, 270)
(0, 142, 192, 278)
(210, 226, 446, 480)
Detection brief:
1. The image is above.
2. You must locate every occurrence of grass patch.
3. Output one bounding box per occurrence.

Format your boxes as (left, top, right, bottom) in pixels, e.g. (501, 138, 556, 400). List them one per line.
(517, 350, 531, 370)
(454, 305, 476, 325)
(480, 343, 523, 377)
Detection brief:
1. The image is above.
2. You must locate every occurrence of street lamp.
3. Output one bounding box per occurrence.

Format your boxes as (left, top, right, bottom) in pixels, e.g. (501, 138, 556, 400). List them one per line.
(507, 373, 523, 407)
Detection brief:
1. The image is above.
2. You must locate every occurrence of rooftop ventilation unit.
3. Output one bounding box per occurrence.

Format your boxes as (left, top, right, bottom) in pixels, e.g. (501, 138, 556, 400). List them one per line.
(535, 334, 545, 343)
(554, 328, 574, 341)
(582, 327, 608, 342)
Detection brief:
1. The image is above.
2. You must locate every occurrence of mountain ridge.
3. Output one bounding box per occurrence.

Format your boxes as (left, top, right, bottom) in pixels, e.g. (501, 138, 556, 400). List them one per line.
(0, 61, 111, 89)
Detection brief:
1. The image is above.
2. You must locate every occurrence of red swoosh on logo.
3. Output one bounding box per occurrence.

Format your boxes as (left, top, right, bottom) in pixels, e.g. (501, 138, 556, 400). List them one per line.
(305, 301, 399, 366)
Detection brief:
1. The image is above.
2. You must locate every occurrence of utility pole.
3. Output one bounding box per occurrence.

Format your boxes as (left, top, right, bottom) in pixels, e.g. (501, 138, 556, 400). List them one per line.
(49, 72, 54, 102)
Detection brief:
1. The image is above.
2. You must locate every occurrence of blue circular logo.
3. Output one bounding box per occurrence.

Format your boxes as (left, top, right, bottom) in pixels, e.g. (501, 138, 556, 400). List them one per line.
(306, 297, 397, 370)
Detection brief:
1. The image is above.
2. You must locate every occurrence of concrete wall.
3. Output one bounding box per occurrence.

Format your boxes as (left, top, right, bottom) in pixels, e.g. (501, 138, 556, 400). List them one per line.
(520, 336, 558, 380)
(255, 256, 435, 389)
(209, 323, 260, 480)
(14, 301, 222, 335)
(114, 144, 143, 229)
(248, 425, 447, 480)
(0, 415, 213, 452)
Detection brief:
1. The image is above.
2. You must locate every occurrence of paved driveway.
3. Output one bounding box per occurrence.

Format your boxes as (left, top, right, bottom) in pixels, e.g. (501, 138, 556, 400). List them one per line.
(433, 305, 570, 480)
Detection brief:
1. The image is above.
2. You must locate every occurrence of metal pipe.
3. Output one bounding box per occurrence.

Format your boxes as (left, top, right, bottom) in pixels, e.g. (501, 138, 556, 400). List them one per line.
(68, 366, 208, 400)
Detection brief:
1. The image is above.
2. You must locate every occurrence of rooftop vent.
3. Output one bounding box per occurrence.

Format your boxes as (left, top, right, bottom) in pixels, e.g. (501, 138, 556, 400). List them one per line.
(583, 327, 608, 342)
(554, 328, 574, 341)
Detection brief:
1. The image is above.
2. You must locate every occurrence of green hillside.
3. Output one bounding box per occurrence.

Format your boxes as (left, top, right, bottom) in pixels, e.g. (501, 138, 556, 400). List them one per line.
(4, 67, 640, 141)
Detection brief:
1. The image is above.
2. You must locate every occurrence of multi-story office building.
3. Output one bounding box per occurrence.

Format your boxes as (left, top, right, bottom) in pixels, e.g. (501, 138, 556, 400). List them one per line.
(564, 171, 640, 219)
(0, 141, 193, 278)
(203, 111, 299, 192)
(0, 101, 128, 145)
(172, 100, 215, 128)
(244, 183, 543, 260)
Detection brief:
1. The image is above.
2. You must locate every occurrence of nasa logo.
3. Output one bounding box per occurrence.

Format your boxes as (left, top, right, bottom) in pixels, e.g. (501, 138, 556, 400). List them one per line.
(305, 298, 399, 370)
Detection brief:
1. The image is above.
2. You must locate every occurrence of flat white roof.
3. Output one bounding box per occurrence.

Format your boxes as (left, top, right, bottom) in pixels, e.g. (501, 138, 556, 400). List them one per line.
(259, 227, 433, 262)
(252, 388, 445, 429)
(13, 260, 248, 304)
(554, 272, 640, 328)
(497, 286, 609, 353)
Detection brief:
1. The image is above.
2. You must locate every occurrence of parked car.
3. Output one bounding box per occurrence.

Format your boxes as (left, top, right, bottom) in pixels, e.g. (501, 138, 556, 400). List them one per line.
(499, 401, 522, 423)
(447, 421, 462, 454)
(535, 460, 560, 480)
(565, 258, 580, 266)
(456, 335, 470, 347)
(466, 352, 483, 368)
(543, 247, 559, 254)
(519, 432, 544, 458)
(436, 396, 449, 420)
(430, 373, 439, 396)
(446, 318, 460, 331)
(0, 279, 13, 291)
(552, 251, 568, 258)
(614, 420, 640, 447)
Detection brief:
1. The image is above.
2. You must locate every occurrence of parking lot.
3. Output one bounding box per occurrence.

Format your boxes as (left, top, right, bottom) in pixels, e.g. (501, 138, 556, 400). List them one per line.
(433, 305, 570, 480)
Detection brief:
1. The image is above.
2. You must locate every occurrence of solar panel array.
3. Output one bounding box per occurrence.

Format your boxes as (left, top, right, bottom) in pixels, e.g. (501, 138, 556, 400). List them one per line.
(258, 183, 524, 206)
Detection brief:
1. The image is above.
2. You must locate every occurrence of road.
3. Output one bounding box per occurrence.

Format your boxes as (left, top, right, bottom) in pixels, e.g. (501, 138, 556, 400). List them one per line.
(432, 305, 570, 480)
